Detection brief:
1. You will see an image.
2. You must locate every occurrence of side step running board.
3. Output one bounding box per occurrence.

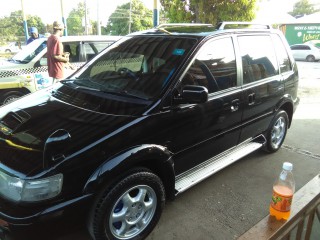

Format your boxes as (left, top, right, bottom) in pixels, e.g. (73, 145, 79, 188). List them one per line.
(175, 136, 265, 195)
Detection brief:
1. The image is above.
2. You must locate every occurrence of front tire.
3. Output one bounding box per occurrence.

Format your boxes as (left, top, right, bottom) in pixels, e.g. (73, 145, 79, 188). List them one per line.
(0, 90, 25, 105)
(88, 169, 165, 240)
(264, 110, 289, 153)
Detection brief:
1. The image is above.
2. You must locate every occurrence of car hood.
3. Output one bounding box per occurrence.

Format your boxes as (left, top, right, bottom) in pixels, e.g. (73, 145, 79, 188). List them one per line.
(0, 59, 17, 68)
(0, 86, 146, 176)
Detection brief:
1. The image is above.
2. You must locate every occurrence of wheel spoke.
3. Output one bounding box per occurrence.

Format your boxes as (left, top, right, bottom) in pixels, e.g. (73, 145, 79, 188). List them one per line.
(116, 221, 132, 236)
(122, 192, 135, 207)
(135, 188, 147, 203)
(108, 183, 160, 239)
(144, 197, 155, 211)
(112, 209, 127, 222)
(271, 116, 287, 149)
(136, 217, 148, 229)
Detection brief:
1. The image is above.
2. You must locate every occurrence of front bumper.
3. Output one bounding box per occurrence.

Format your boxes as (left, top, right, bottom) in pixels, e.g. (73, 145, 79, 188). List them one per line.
(0, 193, 93, 239)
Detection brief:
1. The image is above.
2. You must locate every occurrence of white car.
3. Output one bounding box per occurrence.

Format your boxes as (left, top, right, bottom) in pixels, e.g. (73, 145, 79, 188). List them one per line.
(0, 35, 121, 105)
(0, 41, 25, 53)
(290, 43, 320, 62)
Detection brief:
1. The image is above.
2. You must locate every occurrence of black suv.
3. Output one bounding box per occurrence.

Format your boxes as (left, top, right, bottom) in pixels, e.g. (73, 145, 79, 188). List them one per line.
(0, 22, 299, 240)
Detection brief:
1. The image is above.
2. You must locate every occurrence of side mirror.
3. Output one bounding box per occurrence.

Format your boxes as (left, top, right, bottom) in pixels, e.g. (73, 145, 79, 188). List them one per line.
(175, 85, 208, 104)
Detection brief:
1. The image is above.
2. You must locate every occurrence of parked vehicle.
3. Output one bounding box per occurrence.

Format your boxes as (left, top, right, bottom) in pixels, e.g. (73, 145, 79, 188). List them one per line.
(290, 43, 320, 62)
(0, 35, 121, 105)
(0, 41, 24, 53)
(0, 22, 299, 240)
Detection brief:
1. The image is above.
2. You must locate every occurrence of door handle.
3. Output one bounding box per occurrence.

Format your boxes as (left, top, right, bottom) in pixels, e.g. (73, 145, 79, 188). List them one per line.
(248, 93, 256, 105)
(231, 99, 240, 112)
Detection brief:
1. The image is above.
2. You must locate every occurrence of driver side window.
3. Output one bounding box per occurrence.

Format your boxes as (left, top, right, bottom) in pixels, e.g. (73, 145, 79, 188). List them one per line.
(181, 37, 237, 94)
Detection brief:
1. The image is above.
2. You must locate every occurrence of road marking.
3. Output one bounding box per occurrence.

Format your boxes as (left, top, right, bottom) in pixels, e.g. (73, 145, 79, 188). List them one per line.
(282, 144, 320, 160)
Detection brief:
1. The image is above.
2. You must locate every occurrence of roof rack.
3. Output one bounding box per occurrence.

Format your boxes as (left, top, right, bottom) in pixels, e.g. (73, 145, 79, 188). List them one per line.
(156, 23, 213, 28)
(216, 22, 273, 30)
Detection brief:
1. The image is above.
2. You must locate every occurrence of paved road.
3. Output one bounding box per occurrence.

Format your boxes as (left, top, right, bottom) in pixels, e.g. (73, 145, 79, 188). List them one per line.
(47, 61, 320, 240)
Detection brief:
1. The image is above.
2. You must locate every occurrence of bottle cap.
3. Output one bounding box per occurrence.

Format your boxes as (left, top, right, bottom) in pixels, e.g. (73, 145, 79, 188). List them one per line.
(283, 162, 293, 171)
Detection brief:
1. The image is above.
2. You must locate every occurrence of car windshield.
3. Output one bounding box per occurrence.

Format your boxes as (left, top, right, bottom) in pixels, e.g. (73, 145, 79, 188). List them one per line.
(72, 36, 197, 100)
(10, 39, 47, 63)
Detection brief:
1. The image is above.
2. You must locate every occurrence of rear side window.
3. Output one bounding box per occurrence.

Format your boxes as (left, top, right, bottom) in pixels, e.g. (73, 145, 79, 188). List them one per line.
(238, 35, 278, 84)
(272, 35, 292, 73)
(291, 45, 310, 50)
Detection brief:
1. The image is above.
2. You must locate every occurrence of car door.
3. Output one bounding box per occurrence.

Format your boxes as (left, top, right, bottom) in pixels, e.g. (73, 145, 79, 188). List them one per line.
(170, 36, 244, 174)
(236, 34, 284, 142)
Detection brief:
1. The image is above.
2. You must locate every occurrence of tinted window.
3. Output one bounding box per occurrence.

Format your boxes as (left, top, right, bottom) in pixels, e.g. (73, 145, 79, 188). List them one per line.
(273, 35, 292, 73)
(181, 37, 237, 93)
(291, 45, 310, 50)
(238, 35, 278, 84)
(75, 36, 197, 100)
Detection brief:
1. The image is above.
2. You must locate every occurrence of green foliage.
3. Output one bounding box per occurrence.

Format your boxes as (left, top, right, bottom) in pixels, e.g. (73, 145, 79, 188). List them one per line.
(289, 0, 316, 17)
(105, 0, 153, 35)
(66, 2, 86, 35)
(0, 10, 45, 44)
(160, 0, 257, 25)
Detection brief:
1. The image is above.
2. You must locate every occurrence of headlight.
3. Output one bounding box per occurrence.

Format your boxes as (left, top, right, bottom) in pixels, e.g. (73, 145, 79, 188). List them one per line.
(0, 172, 63, 202)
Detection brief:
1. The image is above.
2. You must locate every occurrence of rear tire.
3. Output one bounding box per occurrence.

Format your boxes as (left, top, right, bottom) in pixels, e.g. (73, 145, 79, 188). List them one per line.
(0, 90, 25, 105)
(306, 55, 315, 62)
(264, 110, 289, 153)
(88, 169, 165, 240)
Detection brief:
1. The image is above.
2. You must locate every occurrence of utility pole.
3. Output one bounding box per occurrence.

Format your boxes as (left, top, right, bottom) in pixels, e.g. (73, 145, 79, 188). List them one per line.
(21, 0, 28, 43)
(128, 0, 132, 34)
(153, 0, 159, 27)
(97, 0, 101, 35)
(84, 0, 89, 35)
(60, 0, 68, 36)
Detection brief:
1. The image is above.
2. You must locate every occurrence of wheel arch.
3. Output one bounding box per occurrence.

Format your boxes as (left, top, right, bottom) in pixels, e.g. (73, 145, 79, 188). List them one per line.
(83, 144, 176, 201)
(0, 87, 31, 95)
(278, 100, 294, 128)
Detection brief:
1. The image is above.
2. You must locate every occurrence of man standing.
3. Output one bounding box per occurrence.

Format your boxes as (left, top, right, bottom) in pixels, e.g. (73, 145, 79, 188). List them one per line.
(47, 21, 69, 83)
(27, 27, 44, 44)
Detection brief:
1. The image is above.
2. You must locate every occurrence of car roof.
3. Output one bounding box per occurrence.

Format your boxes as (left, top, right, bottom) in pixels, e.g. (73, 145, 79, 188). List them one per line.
(128, 22, 277, 38)
(33, 35, 122, 43)
(59, 35, 122, 42)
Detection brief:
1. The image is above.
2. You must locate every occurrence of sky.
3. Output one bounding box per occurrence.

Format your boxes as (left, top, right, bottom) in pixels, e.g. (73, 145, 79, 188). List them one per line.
(1, 0, 316, 27)
(0, 0, 153, 25)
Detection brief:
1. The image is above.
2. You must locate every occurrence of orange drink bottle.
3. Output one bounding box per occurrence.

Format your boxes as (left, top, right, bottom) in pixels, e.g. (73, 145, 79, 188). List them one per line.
(269, 162, 295, 220)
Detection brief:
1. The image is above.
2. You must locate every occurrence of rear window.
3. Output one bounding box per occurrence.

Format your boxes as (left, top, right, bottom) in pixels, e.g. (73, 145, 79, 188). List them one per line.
(238, 35, 278, 84)
(272, 34, 292, 73)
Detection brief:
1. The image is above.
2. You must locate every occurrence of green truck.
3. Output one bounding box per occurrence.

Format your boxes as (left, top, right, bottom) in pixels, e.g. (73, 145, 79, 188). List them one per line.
(279, 23, 320, 47)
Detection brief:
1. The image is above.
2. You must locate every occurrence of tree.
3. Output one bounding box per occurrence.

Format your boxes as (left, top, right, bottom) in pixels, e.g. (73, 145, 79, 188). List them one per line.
(0, 11, 45, 43)
(66, 2, 86, 35)
(105, 0, 153, 35)
(289, 0, 316, 17)
(160, 0, 257, 25)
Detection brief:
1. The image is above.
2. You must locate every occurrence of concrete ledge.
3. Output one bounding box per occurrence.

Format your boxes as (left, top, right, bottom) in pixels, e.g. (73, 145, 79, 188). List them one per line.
(238, 174, 320, 239)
